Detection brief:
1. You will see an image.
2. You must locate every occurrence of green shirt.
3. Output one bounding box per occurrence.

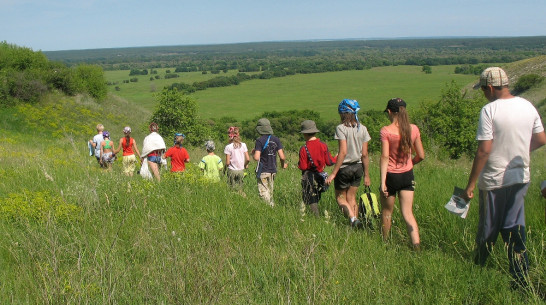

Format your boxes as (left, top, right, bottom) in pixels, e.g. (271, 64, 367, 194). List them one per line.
(199, 154, 224, 182)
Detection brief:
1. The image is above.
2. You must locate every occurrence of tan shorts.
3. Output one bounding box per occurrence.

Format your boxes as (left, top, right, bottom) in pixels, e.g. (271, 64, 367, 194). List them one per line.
(122, 154, 137, 174)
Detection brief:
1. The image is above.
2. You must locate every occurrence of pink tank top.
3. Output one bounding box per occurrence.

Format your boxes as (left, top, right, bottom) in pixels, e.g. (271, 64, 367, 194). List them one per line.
(380, 124, 420, 173)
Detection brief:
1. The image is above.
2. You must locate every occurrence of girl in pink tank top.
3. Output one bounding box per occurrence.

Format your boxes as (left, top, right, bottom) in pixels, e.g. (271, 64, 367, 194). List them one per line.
(379, 98, 425, 250)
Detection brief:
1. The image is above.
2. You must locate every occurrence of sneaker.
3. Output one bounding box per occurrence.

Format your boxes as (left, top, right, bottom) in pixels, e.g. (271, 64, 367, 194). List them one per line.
(351, 219, 364, 229)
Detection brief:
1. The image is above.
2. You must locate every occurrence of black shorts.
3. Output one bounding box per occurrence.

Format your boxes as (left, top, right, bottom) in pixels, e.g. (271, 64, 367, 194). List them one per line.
(301, 171, 322, 205)
(385, 169, 415, 196)
(334, 163, 363, 190)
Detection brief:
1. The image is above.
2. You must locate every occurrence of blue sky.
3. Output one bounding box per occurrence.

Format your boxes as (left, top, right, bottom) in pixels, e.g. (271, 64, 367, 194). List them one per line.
(1, 0, 545, 51)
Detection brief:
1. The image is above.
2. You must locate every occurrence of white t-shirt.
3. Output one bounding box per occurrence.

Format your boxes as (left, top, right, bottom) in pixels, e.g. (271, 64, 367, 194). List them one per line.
(334, 123, 371, 167)
(93, 133, 104, 157)
(224, 142, 248, 171)
(477, 96, 544, 190)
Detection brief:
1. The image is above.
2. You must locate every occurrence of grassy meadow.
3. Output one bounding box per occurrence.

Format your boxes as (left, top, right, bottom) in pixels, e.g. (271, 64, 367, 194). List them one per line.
(1, 77, 545, 304)
(106, 65, 477, 120)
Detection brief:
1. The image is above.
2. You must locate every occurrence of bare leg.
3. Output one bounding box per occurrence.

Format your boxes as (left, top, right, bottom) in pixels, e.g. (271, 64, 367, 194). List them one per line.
(381, 194, 396, 241)
(335, 186, 359, 219)
(346, 186, 359, 218)
(399, 190, 420, 246)
(148, 161, 161, 182)
(335, 189, 351, 218)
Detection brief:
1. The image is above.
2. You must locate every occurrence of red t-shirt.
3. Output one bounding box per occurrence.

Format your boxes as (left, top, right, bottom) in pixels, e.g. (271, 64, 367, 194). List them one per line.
(122, 137, 134, 156)
(298, 138, 336, 172)
(164, 146, 190, 172)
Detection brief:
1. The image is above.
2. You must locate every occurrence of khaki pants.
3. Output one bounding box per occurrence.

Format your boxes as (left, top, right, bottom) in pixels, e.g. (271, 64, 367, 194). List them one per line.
(257, 172, 276, 206)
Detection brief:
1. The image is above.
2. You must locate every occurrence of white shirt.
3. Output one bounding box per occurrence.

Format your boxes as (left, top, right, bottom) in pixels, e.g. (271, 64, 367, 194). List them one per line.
(92, 133, 104, 157)
(224, 142, 248, 171)
(477, 96, 544, 190)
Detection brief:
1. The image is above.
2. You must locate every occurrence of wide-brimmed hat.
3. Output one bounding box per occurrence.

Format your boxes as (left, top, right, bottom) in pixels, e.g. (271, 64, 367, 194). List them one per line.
(300, 120, 320, 134)
(256, 118, 273, 135)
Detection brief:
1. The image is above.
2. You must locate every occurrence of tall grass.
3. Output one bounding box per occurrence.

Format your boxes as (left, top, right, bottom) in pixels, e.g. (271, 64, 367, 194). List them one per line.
(0, 99, 544, 303)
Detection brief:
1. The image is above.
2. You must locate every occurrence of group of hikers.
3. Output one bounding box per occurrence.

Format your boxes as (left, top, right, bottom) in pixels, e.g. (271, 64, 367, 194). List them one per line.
(89, 67, 545, 289)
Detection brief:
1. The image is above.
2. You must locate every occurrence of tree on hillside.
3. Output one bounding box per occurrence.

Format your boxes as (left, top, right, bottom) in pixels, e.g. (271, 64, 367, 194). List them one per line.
(149, 88, 211, 146)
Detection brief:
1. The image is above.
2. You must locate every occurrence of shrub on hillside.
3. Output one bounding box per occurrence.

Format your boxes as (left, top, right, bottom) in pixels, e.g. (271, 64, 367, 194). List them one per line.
(0, 42, 108, 103)
(74, 65, 108, 100)
(513, 74, 544, 93)
(414, 81, 486, 159)
(6, 70, 48, 103)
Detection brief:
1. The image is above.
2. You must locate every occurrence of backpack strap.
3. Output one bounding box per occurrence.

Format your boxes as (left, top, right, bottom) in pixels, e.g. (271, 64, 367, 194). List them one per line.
(303, 144, 318, 171)
(261, 135, 271, 152)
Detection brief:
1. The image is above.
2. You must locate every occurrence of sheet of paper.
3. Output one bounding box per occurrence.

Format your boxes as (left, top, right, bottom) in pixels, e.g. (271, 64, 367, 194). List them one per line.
(445, 186, 470, 219)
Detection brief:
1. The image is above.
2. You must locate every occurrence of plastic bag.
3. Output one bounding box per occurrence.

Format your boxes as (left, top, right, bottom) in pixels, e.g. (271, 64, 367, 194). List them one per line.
(140, 158, 153, 180)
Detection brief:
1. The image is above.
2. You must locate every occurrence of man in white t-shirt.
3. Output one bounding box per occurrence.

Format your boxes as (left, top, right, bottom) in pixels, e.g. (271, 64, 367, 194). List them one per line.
(463, 67, 546, 288)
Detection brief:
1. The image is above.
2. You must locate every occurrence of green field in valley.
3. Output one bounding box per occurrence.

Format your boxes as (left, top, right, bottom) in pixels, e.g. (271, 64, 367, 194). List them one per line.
(106, 65, 478, 121)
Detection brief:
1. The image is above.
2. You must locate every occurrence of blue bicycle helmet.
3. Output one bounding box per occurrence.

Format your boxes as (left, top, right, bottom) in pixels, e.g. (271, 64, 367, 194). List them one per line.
(103, 131, 110, 138)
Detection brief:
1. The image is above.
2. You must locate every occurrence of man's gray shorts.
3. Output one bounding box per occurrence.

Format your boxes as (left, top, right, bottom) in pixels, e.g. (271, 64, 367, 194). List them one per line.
(476, 183, 529, 245)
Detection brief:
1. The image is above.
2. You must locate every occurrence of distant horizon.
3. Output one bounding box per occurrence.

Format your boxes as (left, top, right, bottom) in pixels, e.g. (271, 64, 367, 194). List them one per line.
(40, 35, 546, 53)
(2, 0, 545, 52)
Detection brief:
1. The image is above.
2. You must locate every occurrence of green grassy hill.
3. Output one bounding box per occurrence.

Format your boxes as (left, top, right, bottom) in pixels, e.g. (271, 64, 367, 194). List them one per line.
(106, 65, 477, 121)
(1, 58, 545, 303)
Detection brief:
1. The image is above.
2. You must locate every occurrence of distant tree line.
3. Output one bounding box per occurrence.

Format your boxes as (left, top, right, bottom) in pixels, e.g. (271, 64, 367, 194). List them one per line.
(44, 37, 546, 73)
(0, 41, 107, 106)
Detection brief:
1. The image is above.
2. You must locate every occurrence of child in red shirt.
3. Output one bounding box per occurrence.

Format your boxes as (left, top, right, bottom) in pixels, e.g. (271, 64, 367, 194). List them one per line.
(164, 133, 190, 172)
(298, 120, 336, 216)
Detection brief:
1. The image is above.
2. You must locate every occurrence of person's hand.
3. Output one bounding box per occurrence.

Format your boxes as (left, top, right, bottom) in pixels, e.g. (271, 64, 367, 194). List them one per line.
(325, 173, 335, 185)
(363, 175, 371, 187)
(282, 162, 288, 169)
(463, 185, 474, 201)
(380, 183, 389, 198)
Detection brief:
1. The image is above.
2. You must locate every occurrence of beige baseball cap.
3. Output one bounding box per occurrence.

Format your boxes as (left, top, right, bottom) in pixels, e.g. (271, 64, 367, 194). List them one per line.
(476, 67, 509, 88)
